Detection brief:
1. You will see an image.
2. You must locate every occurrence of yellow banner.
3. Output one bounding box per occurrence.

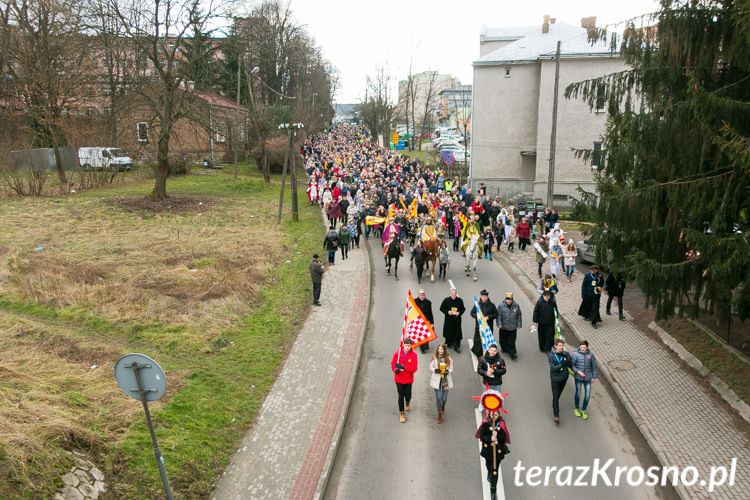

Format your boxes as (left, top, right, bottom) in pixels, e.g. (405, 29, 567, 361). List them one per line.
(365, 216, 386, 226)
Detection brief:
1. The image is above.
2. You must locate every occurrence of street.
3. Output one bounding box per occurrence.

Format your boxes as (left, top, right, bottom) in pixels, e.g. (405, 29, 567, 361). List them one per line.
(325, 239, 671, 500)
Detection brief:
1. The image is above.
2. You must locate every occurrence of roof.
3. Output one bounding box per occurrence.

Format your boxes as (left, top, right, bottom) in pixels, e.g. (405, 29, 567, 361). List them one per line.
(474, 21, 618, 66)
(480, 25, 538, 42)
(192, 90, 246, 111)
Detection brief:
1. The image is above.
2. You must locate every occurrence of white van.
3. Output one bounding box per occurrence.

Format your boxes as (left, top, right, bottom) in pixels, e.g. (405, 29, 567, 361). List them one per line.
(78, 147, 133, 171)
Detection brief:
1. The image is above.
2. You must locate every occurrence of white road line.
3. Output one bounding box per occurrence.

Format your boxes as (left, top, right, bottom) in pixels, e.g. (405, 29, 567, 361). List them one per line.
(468, 339, 505, 500)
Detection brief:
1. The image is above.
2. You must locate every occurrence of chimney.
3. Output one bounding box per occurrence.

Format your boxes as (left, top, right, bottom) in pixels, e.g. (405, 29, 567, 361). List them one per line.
(543, 14, 550, 34)
(581, 16, 597, 31)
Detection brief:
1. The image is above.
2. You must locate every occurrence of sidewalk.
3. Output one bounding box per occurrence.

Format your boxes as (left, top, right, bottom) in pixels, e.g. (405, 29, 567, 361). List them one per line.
(497, 245, 749, 500)
(211, 215, 370, 500)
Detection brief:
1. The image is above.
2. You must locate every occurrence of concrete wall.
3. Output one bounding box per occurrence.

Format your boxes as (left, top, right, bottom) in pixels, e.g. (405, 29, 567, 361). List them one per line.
(533, 56, 626, 205)
(471, 62, 540, 200)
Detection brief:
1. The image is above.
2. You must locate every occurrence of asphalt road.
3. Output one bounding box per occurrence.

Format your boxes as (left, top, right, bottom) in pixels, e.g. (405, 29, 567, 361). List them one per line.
(325, 238, 673, 500)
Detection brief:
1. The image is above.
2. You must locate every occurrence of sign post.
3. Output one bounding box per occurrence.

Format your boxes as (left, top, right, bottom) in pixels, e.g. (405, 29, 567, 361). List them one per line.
(392, 132, 399, 149)
(114, 353, 173, 500)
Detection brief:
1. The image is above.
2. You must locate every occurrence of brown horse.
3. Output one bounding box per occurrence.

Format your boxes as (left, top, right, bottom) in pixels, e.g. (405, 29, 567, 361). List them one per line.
(423, 237, 442, 283)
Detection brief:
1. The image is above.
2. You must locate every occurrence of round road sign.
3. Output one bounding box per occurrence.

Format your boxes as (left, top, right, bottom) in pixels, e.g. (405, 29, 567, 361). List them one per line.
(114, 353, 167, 402)
(442, 151, 455, 166)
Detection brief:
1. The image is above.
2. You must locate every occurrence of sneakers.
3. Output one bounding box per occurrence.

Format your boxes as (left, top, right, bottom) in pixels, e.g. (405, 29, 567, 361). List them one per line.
(404, 402, 410, 411)
(582, 411, 588, 420)
(574, 409, 582, 417)
(399, 412, 406, 423)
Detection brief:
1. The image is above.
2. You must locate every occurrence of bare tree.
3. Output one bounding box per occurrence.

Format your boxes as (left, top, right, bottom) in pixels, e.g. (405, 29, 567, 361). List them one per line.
(357, 66, 396, 146)
(109, 0, 229, 200)
(6, 0, 93, 186)
(449, 86, 471, 170)
(417, 71, 439, 150)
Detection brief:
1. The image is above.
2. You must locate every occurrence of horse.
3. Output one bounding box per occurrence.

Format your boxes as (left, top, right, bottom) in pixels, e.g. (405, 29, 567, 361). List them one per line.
(423, 237, 442, 283)
(384, 233, 404, 280)
(464, 233, 480, 281)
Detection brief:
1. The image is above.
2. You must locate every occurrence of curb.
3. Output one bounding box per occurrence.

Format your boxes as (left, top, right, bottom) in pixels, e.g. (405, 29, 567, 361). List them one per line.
(494, 254, 685, 499)
(647, 321, 750, 425)
(313, 234, 372, 500)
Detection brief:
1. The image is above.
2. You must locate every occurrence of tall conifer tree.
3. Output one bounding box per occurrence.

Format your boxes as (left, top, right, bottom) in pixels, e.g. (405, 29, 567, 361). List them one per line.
(566, 0, 750, 321)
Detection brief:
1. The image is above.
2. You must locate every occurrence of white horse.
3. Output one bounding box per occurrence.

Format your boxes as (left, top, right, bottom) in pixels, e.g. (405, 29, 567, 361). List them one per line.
(464, 233, 480, 281)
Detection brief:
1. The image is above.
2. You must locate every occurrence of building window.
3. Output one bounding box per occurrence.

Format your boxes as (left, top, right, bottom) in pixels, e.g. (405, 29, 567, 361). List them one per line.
(504, 67, 511, 78)
(592, 141, 603, 169)
(553, 194, 569, 201)
(215, 126, 227, 144)
(595, 83, 608, 113)
(137, 122, 149, 143)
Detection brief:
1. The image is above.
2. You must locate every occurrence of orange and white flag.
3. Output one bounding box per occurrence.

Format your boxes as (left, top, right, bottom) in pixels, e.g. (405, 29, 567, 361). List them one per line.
(401, 290, 437, 347)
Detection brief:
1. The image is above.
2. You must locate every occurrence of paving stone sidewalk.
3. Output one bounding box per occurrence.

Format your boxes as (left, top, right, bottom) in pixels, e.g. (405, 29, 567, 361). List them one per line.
(497, 245, 749, 499)
(211, 216, 369, 500)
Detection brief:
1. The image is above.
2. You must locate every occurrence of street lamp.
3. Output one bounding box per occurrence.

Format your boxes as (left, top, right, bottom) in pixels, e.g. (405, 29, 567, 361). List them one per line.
(277, 122, 304, 222)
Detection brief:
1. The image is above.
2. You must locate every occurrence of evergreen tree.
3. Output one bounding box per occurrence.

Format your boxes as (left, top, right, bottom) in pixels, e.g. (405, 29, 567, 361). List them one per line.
(566, 0, 750, 321)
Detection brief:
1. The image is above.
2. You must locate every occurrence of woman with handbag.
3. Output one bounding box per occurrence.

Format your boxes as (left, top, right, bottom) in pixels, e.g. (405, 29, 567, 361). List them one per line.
(429, 344, 453, 424)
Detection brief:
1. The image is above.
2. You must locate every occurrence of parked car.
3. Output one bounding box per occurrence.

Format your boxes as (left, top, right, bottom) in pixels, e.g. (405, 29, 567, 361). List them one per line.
(78, 147, 133, 171)
(576, 238, 597, 264)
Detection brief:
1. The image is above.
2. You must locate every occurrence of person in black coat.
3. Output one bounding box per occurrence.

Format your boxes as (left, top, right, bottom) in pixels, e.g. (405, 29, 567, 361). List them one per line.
(414, 288, 435, 354)
(440, 286, 466, 353)
(411, 240, 426, 283)
(578, 264, 604, 328)
(549, 338, 574, 423)
(532, 290, 557, 353)
(606, 270, 626, 320)
(471, 290, 498, 357)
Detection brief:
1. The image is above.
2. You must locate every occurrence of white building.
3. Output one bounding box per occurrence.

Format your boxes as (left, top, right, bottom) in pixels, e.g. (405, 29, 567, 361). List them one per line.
(471, 16, 624, 206)
(397, 71, 460, 130)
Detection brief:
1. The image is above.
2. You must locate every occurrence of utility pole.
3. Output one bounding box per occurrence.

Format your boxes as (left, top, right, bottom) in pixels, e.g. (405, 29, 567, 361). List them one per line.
(277, 122, 304, 222)
(547, 40, 561, 211)
(234, 55, 241, 179)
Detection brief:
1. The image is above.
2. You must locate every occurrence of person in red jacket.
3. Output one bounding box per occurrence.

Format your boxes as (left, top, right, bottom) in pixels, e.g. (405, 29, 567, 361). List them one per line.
(391, 338, 419, 423)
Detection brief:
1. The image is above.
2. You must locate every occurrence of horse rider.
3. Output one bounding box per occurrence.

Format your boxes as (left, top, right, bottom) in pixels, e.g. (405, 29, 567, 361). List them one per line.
(462, 214, 484, 255)
(420, 216, 438, 244)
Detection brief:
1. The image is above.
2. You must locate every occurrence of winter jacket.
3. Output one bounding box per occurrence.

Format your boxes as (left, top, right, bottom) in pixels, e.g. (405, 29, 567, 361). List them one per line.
(327, 201, 340, 219)
(570, 349, 598, 381)
(548, 350, 573, 382)
(309, 259, 324, 283)
(411, 247, 426, 265)
(429, 358, 454, 390)
(606, 273, 626, 297)
(323, 230, 339, 251)
(478, 353, 506, 386)
(338, 227, 351, 245)
(516, 221, 531, 240)
(391, 347, 418, 384)
(497, 300, 522, 331)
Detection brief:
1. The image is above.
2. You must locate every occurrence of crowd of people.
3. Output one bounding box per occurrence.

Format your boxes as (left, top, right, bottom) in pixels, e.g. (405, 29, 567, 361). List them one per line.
(304, 125, 621, 498)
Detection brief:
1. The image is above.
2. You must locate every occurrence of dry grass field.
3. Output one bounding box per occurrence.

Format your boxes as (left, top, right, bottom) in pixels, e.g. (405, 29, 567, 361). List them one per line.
(0, 168, 323, 498)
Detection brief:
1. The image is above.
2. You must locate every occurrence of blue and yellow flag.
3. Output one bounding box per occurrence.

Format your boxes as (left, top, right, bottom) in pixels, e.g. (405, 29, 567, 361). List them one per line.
(474, 296, 496, 354)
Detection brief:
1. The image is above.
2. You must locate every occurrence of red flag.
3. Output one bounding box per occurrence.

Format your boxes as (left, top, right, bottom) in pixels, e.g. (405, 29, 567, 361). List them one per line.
(401, 290, 437, 347)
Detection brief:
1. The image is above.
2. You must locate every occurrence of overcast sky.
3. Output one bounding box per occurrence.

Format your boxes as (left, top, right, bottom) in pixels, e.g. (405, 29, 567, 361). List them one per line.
(289, 0, 660, 103)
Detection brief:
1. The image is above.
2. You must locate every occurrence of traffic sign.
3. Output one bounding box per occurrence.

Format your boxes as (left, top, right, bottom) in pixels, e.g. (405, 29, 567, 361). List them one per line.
(442, 152, 455, 165)
(392, 132, 399, 144)
(115, 353, 167, 401)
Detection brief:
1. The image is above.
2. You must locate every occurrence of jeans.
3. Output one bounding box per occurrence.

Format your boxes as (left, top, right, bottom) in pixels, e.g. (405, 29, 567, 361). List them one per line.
(327, 250, 336, 265)
(312, 282, 321, 304)
(551, 378, 568, 417)
(396, 382, 412, 412)
(488, 384, 502, 393)
(574, 379, 591, 411)
(484, 247, 492, 259)
(439, 263, 447, 278)
(434, 388, 449, 413)
(340, 242, 349, 259)
(365, 225, 371, 239)
(453, 237, 460, 251)
(565, 264, 575, 278)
